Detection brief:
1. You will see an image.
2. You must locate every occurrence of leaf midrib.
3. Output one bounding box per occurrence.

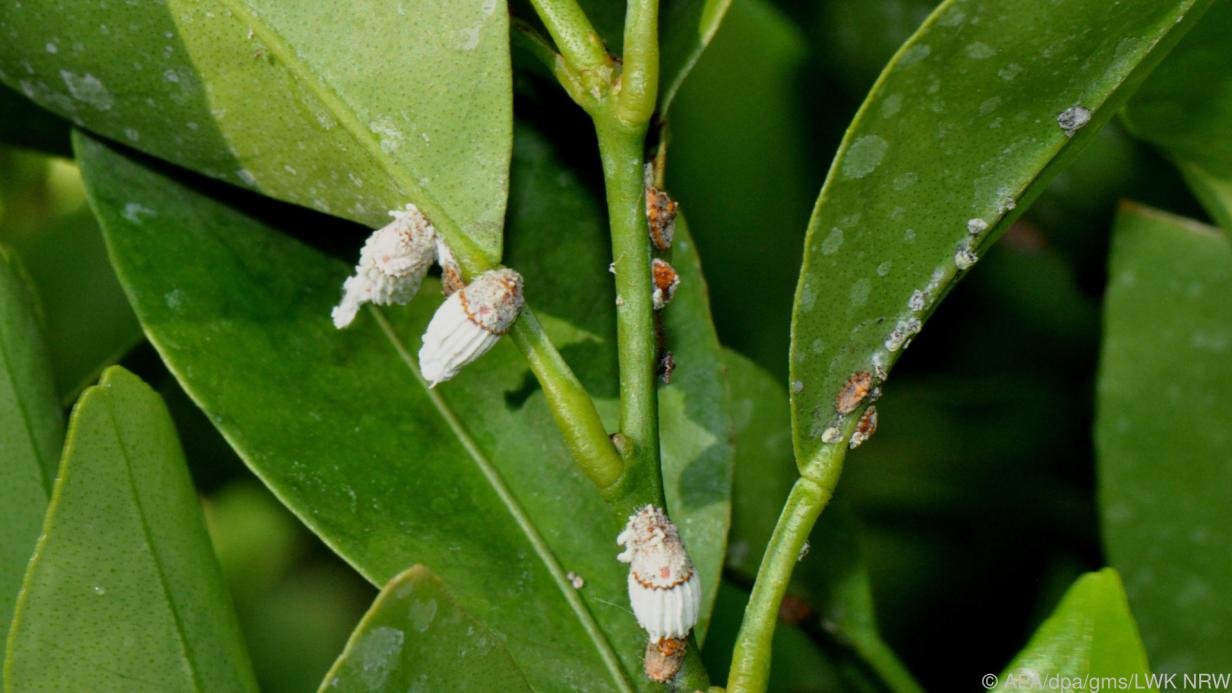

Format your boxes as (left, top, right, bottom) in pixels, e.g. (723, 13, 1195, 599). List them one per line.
(0, 313, 54, 494)
(102, 392, 207, 693)
(370, 309, 635, 692)
(208, 0, 488, 268)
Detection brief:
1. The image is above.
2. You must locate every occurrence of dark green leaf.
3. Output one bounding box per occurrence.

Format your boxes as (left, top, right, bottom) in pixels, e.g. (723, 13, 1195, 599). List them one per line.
(723, 349, 919, 692)
(992, 569, 1152, 691)
(0, 0, 511, 267)
(666, 0, 812, 374)
(658, 0, 732, 115)
(813, 0, 940, 98)
(79, 122, 730, 689)
(1123, 0, 1232, 232)
(1096, 203, 1232, 672)
(320, 565, 532, 692)
(3, 367, 256, 691)
(0, 246, 62, 631)
(789, 0, 1214, 464)
(0, 84, 70, 156)
(4, 196, 142, 404)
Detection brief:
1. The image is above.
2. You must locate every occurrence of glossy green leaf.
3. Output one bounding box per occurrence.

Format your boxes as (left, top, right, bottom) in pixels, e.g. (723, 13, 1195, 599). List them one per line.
(1096, 203, 1232, 673)
(552, 0, 731, 115)
(80, 122, 730, 689)
(1123, 0, 1232, 232)
(320, 565, 532, 692)
(3, 366, 256, 691)
(992, 569, 1153, 692)
(789, 0, 1214, 464)
(0, 0, 511, 269)
(723, 349, 919, 692)
(0, 84, 69, 156)
(0, 247, 62, 631)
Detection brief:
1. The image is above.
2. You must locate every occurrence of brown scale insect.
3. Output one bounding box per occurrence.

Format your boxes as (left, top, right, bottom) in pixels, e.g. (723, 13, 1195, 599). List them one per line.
(652, 258, 679, 310)
(645, 182, 678, 252)
(778, 595, 815, 625)
(643, 637, 688, 683)
(849, 405, 879, 449)
(835, 370, 874, 414)
(658, 350, 675, 385)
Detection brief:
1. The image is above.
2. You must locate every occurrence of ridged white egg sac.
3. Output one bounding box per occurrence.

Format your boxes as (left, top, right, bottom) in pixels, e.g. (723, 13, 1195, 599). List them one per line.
(417, 268, 524, 387)
(651, 259, 679, 311)
(616, 505, 702, 642)
(331, 204, 438, 328)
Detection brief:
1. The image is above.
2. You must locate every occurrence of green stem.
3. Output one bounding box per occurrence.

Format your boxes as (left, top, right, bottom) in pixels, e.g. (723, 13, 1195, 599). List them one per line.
(508, 307, 624, 491)
(594, 120, 661, 508)
(526, 0, 614, 97)
(619, 0, 661, 125)
(727, 446, 847, 693)
(849, 634, 924, 693)
(510, 18, 593, 110)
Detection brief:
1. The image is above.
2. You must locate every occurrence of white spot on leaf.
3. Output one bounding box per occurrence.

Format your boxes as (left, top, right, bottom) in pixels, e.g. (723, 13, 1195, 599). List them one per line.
(842, 135, 888, 180)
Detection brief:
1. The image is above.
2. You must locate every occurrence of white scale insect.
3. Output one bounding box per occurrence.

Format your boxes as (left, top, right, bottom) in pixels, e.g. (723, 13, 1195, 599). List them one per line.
(331, 204, 438, 329)
(333, 204, 524, 387)
(617, 505, 702, 682)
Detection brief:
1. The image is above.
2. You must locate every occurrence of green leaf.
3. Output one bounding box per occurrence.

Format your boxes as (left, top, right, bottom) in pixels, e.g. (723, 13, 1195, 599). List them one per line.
(992, 569, 1153, 692)
(666, 0, 812, 374)
(1096, 203, 1232, 672)
(0, 0, 511, 269)
(205, 482, 371, 693)
(657, 0, 732, 115)
(554, 0, 731, 115)
(0, 168, 143, 403)
(0, 84, 70, 156)
(320, 565, 532, 692)
(1123, 0, 1232, 232)
(723, 349, 919, 692)
(0, 246, 63, 631)
(80, 121, 730, 689)
(3, 366, 257, 691)
(789, 0, 1214, 465)
(813, 0, 940, 98)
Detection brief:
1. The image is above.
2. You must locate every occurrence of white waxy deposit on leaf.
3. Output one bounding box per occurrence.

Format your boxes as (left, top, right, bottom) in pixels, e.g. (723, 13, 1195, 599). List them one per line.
(1057, 105, 1091, 137)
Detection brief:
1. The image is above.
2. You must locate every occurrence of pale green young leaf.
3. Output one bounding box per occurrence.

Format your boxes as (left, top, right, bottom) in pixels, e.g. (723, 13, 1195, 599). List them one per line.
(1096, 204, 1232, 672)
(0, 247, 62, 632)
(992, 569, 1153, 692)
(3, 367, 256, 691)
(0, 1, 511, 269)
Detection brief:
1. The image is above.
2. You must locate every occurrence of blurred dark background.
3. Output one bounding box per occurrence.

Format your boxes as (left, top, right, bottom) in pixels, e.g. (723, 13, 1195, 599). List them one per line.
(0, 0, 1211, 690)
